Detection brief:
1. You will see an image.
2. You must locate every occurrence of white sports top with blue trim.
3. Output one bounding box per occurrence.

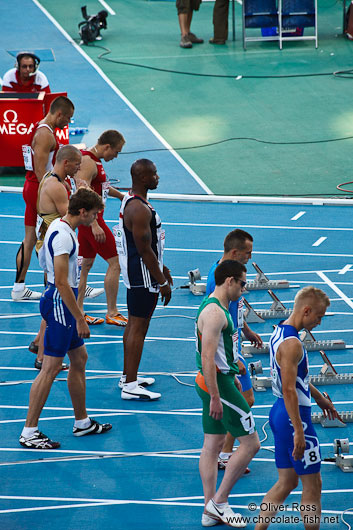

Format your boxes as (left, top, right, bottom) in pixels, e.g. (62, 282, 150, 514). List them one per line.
(114, 192, 165, 292)
(269, 322, 311, 407)
(38, 218, 78, 287)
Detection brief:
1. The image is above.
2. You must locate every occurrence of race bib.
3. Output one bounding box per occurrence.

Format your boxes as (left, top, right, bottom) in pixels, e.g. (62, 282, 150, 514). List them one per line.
(22, 145, 33, 171)
(113, 225, 126, 256)
(77, 255, 83, 282)
(232, 330, 239, 362)
(102, 181, 110, 204)
(240, 411, 255, 433)
(303, 445, 321, 468)
(35, 215, 44, 239)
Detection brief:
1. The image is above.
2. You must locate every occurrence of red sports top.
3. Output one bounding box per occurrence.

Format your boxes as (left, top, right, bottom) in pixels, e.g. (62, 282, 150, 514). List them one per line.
(2, 68, 51, 93)
(80, 150, 109, 219)
(25, 123, 60, 183)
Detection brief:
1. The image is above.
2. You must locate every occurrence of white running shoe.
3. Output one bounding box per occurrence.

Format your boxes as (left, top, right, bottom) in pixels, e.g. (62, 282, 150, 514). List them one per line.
(84, 286, 104, 299)
(201, 513, 219, 527)
(205, 499, 246, 528)
(118, 375, 156, 389)
(121, 384, 161, 401)
(11, 287, 42, 301)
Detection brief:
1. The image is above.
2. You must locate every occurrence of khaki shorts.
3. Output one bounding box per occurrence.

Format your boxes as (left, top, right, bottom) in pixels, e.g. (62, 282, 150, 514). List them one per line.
(195, 371, 256, 438)
(176, 0, 202, 15)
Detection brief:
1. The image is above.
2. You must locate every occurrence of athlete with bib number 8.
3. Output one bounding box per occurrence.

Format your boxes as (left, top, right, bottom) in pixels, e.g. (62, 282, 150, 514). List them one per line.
(255, 287, 340, 530)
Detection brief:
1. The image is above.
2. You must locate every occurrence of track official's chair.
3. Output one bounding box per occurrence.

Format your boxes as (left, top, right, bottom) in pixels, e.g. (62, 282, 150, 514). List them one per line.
(279, 0, 318, 48)
(242, 0, 279, 49)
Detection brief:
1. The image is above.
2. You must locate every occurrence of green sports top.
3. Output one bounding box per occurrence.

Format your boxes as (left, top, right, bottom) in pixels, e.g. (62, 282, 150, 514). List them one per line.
(196, 296, 239, 376)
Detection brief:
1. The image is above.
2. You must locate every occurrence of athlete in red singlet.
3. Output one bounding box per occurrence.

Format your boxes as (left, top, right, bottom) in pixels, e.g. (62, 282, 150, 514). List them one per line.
(12, 96, 74, 301)
(75, 130, 127, 327)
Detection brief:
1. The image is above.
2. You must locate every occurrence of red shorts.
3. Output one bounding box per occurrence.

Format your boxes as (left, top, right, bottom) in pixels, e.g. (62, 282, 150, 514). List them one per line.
(78, 215, 117, 260)
(23, 179, 39, 227)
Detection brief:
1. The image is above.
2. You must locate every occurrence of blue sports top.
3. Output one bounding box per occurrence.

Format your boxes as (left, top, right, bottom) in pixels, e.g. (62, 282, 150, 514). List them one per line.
(269, 322, 311, 407)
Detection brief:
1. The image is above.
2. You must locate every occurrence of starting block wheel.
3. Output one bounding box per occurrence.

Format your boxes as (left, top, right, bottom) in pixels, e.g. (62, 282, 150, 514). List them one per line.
(246, 263, 291, 291)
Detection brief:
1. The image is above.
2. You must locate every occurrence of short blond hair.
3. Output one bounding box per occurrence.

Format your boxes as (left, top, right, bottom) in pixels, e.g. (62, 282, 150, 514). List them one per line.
(294, 286, 330, 309)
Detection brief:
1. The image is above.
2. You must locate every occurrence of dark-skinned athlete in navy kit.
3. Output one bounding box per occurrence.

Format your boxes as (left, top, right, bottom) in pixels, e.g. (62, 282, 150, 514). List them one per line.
(115, 159, 173, 400)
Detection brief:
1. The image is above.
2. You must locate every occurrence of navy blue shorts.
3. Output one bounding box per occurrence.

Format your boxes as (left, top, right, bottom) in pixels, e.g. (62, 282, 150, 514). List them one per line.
(40, 284, 84, 357)
(269, 398, 321, 475)
(127, 287, 159, 319)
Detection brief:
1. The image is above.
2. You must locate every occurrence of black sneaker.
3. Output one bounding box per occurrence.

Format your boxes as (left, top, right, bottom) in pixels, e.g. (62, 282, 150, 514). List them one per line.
(73, 418, 112, 437)
(19, 431, 60, 449)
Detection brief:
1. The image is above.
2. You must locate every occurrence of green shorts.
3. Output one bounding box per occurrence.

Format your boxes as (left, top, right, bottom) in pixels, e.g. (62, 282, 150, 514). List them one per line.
(176, 0, 202, 15)
(195, 371, 256, 438)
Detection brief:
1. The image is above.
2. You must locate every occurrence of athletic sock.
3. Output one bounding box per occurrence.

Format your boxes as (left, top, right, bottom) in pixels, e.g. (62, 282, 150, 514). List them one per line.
(21, 426, 38, 438)
(123, 381, 138, 391)
(74, 417, 91, 429)
(219, 452, 232, 459)
(13, 282, 25, 292)
(120, 374, 126, 383)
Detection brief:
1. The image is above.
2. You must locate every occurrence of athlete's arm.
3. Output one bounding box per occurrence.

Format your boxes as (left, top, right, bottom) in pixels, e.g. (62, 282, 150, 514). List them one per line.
(310, 384, 340, 420)
(127, 200, 171, 304)
(277, 339, 306, 460)
(199, 305, 227, 420)
(54, 254, 90, 338)
(108, 186, 124, 200)
(74, 156, 96, 186)
(32, 128, 56, 182)
(242, 321, 263, 348)
(46, 181, 69, 217)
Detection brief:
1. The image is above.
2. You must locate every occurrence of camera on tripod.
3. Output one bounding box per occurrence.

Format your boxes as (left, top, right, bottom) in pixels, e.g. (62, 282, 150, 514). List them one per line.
(78, 5, 108, 45)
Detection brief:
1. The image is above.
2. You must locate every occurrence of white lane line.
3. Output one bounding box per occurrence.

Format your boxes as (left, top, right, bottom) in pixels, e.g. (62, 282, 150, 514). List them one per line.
(0, 313, 40, 319)
(339, 264, 353, 275)
(291, 211, 306, 220)
(159, 489, 353, 502)
(317, 271, 353, 310)
(165, 248, 353, 259)
(2, 240, 349, 257)
(98, 0, 116, 15)
(132, 221, 353, 232)
(3, 213, 353, 232)
(32, 0, 212, 195)
(312, 237, 327, 247)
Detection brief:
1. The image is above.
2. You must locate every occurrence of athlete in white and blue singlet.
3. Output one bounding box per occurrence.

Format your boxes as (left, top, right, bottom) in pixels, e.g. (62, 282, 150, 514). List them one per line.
(255, 287, 340, 530)
(19, 188, 112, 450)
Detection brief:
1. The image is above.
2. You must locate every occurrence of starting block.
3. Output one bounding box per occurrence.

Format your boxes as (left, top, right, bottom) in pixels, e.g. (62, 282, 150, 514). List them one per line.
(252, 352, 353, 392)
(242, 328, 346, 357)
(311, 390, 349, 427)
(300, 329, 346, 351)
(188, 269, 206, 296)
(333, 438, 353, 472)
(246, 263, 291, 291)
(311, 412, 351, 427)
(244, 290, 292, 323)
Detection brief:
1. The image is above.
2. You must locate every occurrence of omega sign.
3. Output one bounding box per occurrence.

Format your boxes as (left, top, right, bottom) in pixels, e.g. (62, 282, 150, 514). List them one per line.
(0, 109, 34, 135)
(0, 110, 69, 141)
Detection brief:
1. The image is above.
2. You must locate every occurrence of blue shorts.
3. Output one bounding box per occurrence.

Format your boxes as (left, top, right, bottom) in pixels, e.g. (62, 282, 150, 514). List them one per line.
(237, 353, 252, 392)
(269, 398, 321, 475)
(40, 284, 84, 357)
(127, 287, 159, 319)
